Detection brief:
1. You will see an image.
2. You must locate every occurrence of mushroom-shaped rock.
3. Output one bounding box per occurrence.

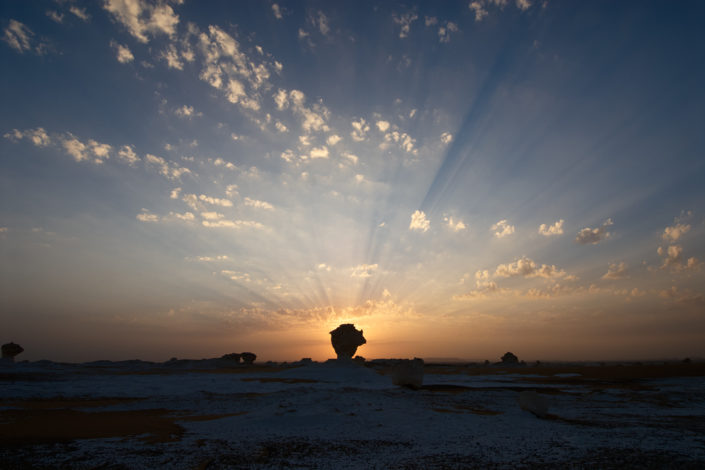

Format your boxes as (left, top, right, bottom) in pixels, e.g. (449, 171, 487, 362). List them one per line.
(1, 342, 24, 362)
(241, 352, 256, 364)
(518, 391, 550, 418)
(221, 353, 242, 363)
(501, 351, 519, 364)
(391, 358, 424, 389)
(329, 324, 366, 360)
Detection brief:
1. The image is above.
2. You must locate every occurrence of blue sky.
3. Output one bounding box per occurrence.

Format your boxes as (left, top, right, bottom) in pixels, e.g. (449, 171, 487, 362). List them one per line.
(1, 0, 704, 362)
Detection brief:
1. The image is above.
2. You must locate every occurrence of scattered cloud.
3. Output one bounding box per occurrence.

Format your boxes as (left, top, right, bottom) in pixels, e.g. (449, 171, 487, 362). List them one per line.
(202, 219, 264, 229)
(468, 2, 489, 22)
(198, 194, 232, 207)
(409, 210, 430, 232)
(491, 219, 515, 238)
(392, 12, 418, 39)
(494, 256, 567, 279)
(658, 286, 705, 305)
(70, 6, 91, 22)
(103, 0, 180, 43)
(602, 262, 629, 280)
(271, 3, 283, 20)
(47, 11, 64, 23)
(440, 132, 453, 144)
(244, 197, 274, 210)
(657, 245, 700, 272)
(3, 20, 47, 54)
(538, 219, 564, 236)
(327, 134, 341, 146)
(136, 208, 159, 222)
(351, 263, 378, 278)
(438, 22, 459, 43)
(309, 146, 329, 159)
(662, 222, 690, 242)
(145, 153, 191, 180)
(117, 145, 140, 165)
(62, 134, 111, 164)
(342, 152, 358, 165)
(383, 130, 416, 153)
(351, 118, 370, 142)
(110, 40, 134, 63)
(575, 218, 613, 245)
(444, 216, 466, 232)
(4, 128, 51, 147)
(376, 120, 390, 133)
(214, 158, 237, 170)
(174, 104, 202, 118)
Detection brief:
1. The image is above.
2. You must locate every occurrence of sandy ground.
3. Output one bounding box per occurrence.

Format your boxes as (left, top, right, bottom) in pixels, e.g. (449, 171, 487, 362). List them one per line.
(1, 360, 704, 469)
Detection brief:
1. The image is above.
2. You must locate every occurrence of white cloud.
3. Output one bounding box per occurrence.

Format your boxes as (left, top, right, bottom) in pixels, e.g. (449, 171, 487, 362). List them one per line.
(575, 218, 613, 245)
(213, 158, 236, 170)
(170, 187, 181, 199)
(425, 16, 438, 26)
(225, 185, 239, 198)
(145, 153, 191, 180)
(662, 222, 690, 242)
(657, 244, 700, 272)
(61, 134, 111, 163)
(4, 127, 51, 147)
(115, 145, 140, 165)
(317, 263, 332, 272)
(469, 2, 489, 21)
(351, 118, 370, 142)
(103, 0, 179, 43)
(70, 6, 91, 21)
(3, 20, 45, 54)
(409, 210, 430, 232)
(491, 219, 515, 238)
(440, 132, 453, 144)
(355, 174, 365, 183)
(384, 130, 417, 153)
(538, 219, 564, 236)
(193, 255, 229, 261)
(201, 211, 224, 220)
(174, 104, 202, 118)
(169, 211, 195, 221)
(202, 219, 264, 229)
(602, 262, 629, 280)
(516, 0, 532, 11)
(280, 149, 295, 163)
(298, 135, 311, 147)
(392, 12, 418, 39)
(136, 208, 159, 222)
(311, 11, 330, 36)
(47, 11, 64, 23)
(438, 22, 459, 43)
(199, 194, 233, 207)
(244, 197, 274, 210)
(327, 134, 341, 146)
(110, 41, 134, 63)
(376, 120, 390, 133)
(444, 216, 466, 232)
(162, 44, 183, 70)
(271, 3, 283, 20)
(309, 146, 329, 159)
(342, 152, 358, 165)
(351, 263, 378, 278)
(275, 121, 288, 133)
(494, 256, 567, 279)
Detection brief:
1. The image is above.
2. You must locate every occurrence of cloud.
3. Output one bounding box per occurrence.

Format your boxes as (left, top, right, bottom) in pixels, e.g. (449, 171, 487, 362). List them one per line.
(453, 280, 500, 300)
(202, 219, 264, 229)
(538, 219, 564, 236)
(468, 2, 489, 21)
(440, 132, 453, 144)
(438, 22, 459, 43)
(213, 158, 237, 170)
(491, 219, 515, 238)
(444, 216, 466, 232)
(4, 128, 51, 147)
(103, 0, 179, 43)
(351, 263, 378, 278)
(575, 218, 613, 245)
(392, 12, 418, 38)
(201, 211, 224, 220)
(169, 211, 195, 221)
(62, 134, 111, 163)
(602, 262, 629, 280)
(110, 41, 134, 63)
(145, 153, 191, 180)
(383, 130, 416, 153)
(271, 3, 283, 20)
(192, 255, 229, 262)
(351, 118, 370, 142)
(244, 197, 274, 210)
(342, 152, 358, 165)
(409, 210, 430, 232)
(662, 222, 690, 242)
(174, 105, 202, 118)
(658, 286, 705, 305)
(494, 256, 566, 279)
(3, 20, 46, 54)
(162, 44, 184, 70)
(275, 121, 288, 133)
(47, 11, 64, 23)
(309, 146, 329, 159)
(516, 0, 532, 11)
(657, 245, 700, 272)
(198, 194, 232, 207)
(70, 6, 91, 21)
(327, 134, 341, 146)
(310, 11, 330, 36)
(136, 208, 159, 222)
(425, 16, 438, 27)
(317, 263, 332, 272)
(376, 120, 390, 133)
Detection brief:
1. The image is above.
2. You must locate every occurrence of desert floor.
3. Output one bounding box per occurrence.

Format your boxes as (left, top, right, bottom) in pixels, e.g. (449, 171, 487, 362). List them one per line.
(1, 359, 704, 469)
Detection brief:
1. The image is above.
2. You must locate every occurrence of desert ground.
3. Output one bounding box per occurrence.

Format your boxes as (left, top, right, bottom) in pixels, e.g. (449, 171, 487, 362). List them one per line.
(1, 358, 704, 469)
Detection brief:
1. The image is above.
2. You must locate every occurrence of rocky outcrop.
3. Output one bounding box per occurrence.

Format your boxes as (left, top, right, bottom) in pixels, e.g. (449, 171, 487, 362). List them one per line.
(241, 352, 256, 364)
(518, 390, 550, 418)
(501, 352, 519, 364)
(1, 342, 24, 362)
(390, 358, 424, 389)
(329, 324, 366, 360)
(221, 353, 242, 363)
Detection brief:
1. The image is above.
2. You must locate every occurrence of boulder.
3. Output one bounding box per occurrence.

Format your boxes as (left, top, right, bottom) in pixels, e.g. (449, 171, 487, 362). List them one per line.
(221, 353, 242, 363)
(241, 352, 256, 364)
(329, 324, 366, 360)
(518, 391, 550, 418)
(1, 342, 24, 362)
(501, 352, 519, 364)
(391, 358, 424, 389)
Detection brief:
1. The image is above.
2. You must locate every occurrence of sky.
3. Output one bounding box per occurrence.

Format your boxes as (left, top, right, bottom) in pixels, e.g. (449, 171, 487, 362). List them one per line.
(1, 0, 704, 363)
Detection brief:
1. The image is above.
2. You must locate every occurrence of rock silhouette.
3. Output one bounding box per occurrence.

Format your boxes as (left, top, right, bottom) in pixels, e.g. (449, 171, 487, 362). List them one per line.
(221, 353, 242, 363)
(329, 324, 366, 360)
(241, 352, 256, 364)
(501, 352, 519, 364)
(1, 342, 24, 362)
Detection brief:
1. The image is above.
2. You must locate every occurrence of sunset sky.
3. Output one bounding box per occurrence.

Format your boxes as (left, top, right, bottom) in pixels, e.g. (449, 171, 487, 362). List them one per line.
(2, 0, 704, 363)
